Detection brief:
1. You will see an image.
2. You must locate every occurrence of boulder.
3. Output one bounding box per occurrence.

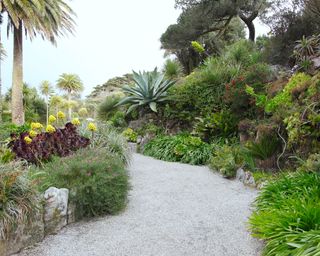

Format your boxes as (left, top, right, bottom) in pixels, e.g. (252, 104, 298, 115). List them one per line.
(236, 168, 246, 182)
(236, 168, 256, 187)
(44, 187, 69, 235)
(243, 171, 256, 187)
(312, 56, 320, 70)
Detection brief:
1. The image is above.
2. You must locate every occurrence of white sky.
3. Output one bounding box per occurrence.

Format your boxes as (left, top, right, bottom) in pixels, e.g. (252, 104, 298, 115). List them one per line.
(1, 0, 269, 97)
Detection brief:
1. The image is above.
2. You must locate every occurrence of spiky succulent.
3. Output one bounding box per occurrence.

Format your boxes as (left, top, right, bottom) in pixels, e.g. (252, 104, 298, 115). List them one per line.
(117, 68, 175, 113)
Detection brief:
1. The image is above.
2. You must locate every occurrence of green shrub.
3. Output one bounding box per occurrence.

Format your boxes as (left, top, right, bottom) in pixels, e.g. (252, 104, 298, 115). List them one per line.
(137, 123, 163, 137)
(298, 153, 320, 174)
(0, 162, 40, 239)
(165, 41, 269, 123)
(194, 110, 238, 141)
(249, 172, 320, 256)
(122, 128, 138, 143)
(143, 134, 212, 165)
(209, 145, 244, 178)
(110, 111, 127, 127)
(36, 148, 129, 220)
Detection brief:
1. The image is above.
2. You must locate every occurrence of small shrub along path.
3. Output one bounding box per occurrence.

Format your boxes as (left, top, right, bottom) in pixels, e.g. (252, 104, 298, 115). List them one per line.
(16, 154, 262, 256)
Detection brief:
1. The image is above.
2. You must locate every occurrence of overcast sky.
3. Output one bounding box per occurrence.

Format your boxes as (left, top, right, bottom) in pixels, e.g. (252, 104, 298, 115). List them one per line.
(1, 0, 269, 97)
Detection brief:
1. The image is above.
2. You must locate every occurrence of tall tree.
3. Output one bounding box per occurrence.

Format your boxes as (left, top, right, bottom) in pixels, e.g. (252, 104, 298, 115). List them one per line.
(0, 0, 75, 125)
(56, 73, 83, 120)
(161, 10, 245, 73)
(39, 80, 54, 125)
(175, 0, 269, 42)
(0, 13, 7, 123)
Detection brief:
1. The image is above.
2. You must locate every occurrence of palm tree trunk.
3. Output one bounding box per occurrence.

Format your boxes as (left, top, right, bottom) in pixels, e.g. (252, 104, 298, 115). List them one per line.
(46, 95, 49, 125)
(68, 93, 72, 120)
(12, 23, 24, 125)
(0, 14, 4, 123)
(0, 32, 2, 123)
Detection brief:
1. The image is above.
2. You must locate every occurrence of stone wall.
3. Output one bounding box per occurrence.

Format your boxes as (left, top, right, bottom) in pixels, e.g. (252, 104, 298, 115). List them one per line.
(0, 187, 73, 256)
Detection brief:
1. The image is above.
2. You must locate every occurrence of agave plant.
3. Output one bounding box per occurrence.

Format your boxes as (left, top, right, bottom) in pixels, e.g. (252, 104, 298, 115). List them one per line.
(293, 34, 320, 61)
(116, 68, 175, 113)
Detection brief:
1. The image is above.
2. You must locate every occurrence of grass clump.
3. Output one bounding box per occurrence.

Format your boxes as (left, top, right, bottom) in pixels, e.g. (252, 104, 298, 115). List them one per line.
(143, 134, 212, 165)
(249, 172, 320, 256)
(0, 162, 40, 239)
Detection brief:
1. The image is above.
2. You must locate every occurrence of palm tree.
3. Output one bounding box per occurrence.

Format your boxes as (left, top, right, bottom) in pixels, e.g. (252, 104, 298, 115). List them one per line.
(39, 80, 54, 125)
(0, 0, 75, 125)
(56, 73, 83, 120)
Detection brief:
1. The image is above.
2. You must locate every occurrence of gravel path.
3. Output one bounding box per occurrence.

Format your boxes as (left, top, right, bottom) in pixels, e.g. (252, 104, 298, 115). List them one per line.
(16, 153, 262, 256)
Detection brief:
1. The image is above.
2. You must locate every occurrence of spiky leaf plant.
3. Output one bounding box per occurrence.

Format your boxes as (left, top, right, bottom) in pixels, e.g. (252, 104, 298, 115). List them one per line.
(116, 68, 175, 113)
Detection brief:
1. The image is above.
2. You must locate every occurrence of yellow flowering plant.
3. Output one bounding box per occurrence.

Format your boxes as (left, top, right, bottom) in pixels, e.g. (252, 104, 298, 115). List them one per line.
(57, 111, 66, 119)
(49, 115, 57, 123)
(87, 123, 97, 132)
(24, 136, 32, 144)
(31, 122, 43, 130)
(29, 130, 37, 138)
(71, 118, 81, 126)
(46, 125, 56, 134)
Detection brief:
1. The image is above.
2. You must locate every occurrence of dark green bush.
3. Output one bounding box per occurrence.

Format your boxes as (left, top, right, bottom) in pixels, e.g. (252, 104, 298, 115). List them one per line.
(110, 111, 127, 127)
(36, 148, 129, 220)
(249, 172, 320, 256)
(209, 144, 245, 178)
(143, 134, 212, 165)
(194, 110, 238, 141)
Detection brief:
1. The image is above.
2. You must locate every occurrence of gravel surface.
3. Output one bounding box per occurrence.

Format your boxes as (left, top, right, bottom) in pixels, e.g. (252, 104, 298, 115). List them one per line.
(16, 153, 262, 256)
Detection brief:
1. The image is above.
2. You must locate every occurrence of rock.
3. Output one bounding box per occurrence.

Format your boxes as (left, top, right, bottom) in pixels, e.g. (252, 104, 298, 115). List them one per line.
(312, 56, 320, 70)
(236, 168, 246, 182)
(243, 172, 256, 187)
(136, 135, 143, 144)
(128, 142, 137, 153)
(236, 168, 256, 187)
(67, 203, 76, 225)
(139, 133, 155, 151)
(44, 187, 69, 235)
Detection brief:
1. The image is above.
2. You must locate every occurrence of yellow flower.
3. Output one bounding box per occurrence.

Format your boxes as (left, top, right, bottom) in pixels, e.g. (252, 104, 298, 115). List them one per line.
(71, 118, 81, 126)
(46, 125, 56, 134)
(29, 130, 37, 138)
(31, 122, 43, 130)
(57, 111, 65, 119)
(49, 115, 57, 123)
(24, 136, 32, 144)
(87, 123, 97, 132)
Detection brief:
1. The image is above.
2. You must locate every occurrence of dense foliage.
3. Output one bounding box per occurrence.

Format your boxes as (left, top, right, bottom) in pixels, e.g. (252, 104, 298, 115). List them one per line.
(143, 134, 212, 165)
(250, 172, 320, 256)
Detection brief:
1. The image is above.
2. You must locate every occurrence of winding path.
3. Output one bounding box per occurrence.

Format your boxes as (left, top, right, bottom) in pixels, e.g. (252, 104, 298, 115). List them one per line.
(16, 153, 262, 256)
